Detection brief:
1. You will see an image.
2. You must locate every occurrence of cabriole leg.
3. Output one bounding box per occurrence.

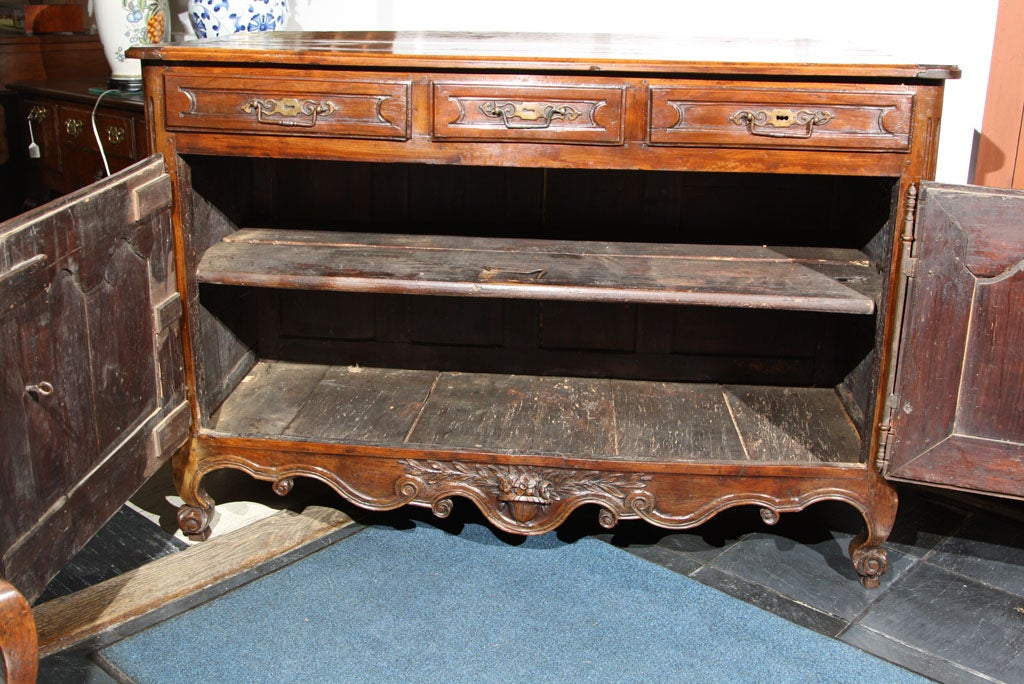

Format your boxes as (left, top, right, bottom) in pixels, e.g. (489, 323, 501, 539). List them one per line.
(172, 439, 215, 541)
(849, 480, 899, 588)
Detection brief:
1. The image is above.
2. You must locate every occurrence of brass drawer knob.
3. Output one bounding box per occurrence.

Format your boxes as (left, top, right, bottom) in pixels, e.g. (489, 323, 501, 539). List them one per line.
(106, 125, 126, 145)
(64, 118, 84, 138)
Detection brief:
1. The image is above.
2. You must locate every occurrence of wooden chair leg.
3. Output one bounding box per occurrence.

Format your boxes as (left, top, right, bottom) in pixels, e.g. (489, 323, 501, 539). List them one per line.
(0, 579, 38, 684)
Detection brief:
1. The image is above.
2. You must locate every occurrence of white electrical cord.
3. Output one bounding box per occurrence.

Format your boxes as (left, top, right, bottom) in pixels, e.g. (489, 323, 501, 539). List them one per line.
(91, 89, 118, 177)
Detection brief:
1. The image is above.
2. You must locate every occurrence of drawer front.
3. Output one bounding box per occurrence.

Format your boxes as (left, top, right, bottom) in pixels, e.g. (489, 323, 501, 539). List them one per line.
(164, 73, 410, 140)
(58, 105, 139, 159)
(649, 85, 914, 151)
(433, 82, 625, 145)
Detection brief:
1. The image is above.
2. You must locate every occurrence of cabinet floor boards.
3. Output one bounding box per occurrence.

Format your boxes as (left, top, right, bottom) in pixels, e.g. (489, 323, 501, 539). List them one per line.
(210, 361, 860, 464)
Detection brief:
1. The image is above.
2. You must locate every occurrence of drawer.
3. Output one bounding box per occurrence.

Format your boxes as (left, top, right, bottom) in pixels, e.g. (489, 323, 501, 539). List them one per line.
(649, 85, 914, 151)
(164, 72, 410, 140)
(433, 82, 625, 145)
(58, 105, 139, 159)
(56, 104, 142, 188)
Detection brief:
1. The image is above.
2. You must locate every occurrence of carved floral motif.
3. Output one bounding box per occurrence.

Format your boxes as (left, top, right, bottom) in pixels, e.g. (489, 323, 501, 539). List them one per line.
(400, 460, 650, 526)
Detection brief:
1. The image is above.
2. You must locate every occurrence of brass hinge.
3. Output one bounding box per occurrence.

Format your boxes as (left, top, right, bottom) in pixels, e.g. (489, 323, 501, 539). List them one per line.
(900, 184, 919, 271)
(875, 393, 900, 474)
(903, 255, 920, 278)
(877, 183, 920, 475)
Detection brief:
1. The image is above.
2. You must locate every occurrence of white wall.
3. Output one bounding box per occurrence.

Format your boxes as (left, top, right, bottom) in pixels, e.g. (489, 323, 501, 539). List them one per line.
(171, 0, 998, 183)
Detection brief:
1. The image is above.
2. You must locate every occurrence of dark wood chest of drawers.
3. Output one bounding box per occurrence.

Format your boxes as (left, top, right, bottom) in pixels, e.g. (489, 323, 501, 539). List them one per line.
(10, 79, 148, 202)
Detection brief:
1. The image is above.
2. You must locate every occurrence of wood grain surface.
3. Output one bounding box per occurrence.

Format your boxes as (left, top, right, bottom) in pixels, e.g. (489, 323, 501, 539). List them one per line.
(198, 229, 880, 314)
(33, 505, 354, 658)
(0, 579, 37, 684)
(211, 362, 862, 465)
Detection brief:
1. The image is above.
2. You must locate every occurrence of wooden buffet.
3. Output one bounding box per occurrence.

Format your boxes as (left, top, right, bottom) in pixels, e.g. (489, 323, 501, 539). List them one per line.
(4, 32, 1023, 607)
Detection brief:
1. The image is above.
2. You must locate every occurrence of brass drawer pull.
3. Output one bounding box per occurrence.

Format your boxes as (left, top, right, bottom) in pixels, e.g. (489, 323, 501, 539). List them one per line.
(479, 101, 581, 129)
(240, 97, 337, 128)
(27, 105, 48, 122)
(64, 118, 84, 138)
(106, 125, 126, 145)
(730, 108, 835, 139)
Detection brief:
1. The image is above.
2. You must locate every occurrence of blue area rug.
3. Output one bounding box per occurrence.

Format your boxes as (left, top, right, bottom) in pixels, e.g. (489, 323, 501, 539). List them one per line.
(102, 521, 924, 683)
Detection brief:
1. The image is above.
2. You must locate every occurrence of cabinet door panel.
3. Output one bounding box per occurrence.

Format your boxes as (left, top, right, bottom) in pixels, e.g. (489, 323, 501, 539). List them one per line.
(888, 183, 1024, 498)
(0, 156, 188, 601)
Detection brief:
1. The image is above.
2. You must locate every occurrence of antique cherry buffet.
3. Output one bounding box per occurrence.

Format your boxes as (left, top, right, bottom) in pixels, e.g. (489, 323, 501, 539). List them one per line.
(3, 33, 1022, 614)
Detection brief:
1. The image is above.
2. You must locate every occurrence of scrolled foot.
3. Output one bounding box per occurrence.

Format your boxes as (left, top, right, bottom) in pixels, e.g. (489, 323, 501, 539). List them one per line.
(273, 478, 294, 496)
(598, 507, 619, 529)
(850, 533, 888, 589)
(431, 497, 454, 519)
(178, 503, 213, 541)
(759, 507, 780, 525)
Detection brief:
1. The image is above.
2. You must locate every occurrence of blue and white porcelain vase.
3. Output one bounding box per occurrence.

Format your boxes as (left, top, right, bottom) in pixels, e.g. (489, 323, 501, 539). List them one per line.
(189, 0, 289, 39)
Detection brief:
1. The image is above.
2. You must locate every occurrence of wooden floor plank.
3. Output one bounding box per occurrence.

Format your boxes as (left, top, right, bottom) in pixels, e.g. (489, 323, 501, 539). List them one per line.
(210, 362, 861, 464)
(724, 385, 861, 463)
(33, 505, 354, 658)
(407, 373, 619, 456)
(197, 229, 880, 314)
(610, 380, 745, 461)
(283, 365, 437, 442)
(212, 360, 329, 435)
(35, 508, 185, 604)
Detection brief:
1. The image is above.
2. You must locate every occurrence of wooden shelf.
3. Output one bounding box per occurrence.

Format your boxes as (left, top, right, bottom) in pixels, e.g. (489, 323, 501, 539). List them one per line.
(210, 361, 862, 465)
(196, 229, 881, 315)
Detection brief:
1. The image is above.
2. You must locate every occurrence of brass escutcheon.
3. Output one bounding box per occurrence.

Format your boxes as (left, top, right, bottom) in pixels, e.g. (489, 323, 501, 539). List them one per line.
(479, 101, 581, 129)
(729, 108, 835, 139)
(240, 97, 338, 128)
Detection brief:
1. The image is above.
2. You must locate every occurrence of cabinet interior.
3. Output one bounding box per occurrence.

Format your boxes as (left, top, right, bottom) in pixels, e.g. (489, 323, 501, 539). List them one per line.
(185, 155, 898, 467)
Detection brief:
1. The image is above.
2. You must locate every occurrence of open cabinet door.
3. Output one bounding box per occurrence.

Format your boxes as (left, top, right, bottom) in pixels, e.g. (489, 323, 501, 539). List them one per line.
(885, 182, 1024, 498)
(0, 155, 189, 602)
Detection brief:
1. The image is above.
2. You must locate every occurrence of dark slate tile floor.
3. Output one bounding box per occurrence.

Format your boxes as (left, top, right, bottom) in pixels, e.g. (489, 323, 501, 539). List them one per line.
(37, 484, 1023, 683)
(599, 486, 1024, 684)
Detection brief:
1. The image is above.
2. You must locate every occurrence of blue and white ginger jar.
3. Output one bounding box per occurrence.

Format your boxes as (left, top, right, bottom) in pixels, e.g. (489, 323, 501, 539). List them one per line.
(189, 0, 288, 39)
